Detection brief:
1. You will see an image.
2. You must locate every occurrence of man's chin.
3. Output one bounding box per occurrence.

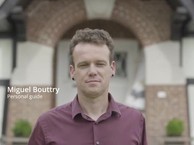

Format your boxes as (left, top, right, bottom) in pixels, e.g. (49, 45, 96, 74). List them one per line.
(84, 90, 102, 98)
(87, 82, 99, 87)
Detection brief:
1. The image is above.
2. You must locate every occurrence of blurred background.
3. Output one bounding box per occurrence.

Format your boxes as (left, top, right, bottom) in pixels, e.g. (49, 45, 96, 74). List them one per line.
(0, 0, 194, 145)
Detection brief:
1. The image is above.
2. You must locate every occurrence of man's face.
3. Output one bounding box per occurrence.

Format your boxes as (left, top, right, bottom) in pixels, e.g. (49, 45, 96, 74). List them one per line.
(70, 43, 116, 98)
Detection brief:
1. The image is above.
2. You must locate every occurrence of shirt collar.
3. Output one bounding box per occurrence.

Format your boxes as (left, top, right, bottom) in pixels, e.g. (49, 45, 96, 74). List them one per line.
(71, 93, 121, 119)
(71, 95, 82, 119)
(107, 93, 121, 117)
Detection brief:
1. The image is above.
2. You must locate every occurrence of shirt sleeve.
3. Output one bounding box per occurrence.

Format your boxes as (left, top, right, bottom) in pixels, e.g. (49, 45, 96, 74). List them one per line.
(141, 116, 147, 145)
(28, 120, 46, 145)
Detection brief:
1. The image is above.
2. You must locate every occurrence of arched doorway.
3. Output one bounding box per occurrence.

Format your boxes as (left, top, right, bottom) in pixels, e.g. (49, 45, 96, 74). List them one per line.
(55, 20, 145, 110)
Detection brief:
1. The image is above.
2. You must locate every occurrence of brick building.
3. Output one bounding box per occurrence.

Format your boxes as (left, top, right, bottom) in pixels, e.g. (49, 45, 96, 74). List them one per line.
(0, 0, 194, 145)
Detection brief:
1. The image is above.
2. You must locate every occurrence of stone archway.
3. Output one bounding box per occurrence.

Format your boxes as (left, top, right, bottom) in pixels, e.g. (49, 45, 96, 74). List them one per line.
(26, 0, 172, 47)
(55, 19, 143, 107)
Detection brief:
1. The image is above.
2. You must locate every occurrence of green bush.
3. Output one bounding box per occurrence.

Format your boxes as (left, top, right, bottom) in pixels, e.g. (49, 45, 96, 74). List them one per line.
(166, 118, 184, 136)
(12, 119, 32, 137)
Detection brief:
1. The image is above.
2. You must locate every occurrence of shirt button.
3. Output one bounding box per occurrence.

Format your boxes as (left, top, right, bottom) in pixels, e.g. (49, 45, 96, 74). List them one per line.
(96, 141, 100, 145)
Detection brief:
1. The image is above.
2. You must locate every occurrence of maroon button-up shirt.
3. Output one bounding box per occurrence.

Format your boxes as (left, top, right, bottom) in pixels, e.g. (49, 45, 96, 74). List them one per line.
(28, 94, 147, 145)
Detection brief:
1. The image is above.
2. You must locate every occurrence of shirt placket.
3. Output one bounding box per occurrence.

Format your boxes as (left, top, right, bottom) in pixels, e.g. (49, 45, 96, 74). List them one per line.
(93, 121, 100, 145)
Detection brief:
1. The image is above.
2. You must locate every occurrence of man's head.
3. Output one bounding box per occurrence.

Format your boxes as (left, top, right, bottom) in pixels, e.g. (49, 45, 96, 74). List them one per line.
(69, 28, 114, 66)
(69, 28, 116, 98)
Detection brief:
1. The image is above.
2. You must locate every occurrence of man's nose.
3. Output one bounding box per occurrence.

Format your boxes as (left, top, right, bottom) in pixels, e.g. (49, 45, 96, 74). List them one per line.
(88, 64, 97, 76)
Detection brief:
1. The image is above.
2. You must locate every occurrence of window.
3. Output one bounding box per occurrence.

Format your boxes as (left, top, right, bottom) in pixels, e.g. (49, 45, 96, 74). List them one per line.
(114, 52, 127, 77)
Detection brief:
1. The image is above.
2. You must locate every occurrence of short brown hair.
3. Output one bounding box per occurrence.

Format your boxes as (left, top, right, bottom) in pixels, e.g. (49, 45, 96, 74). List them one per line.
(69, 28, 114, 65)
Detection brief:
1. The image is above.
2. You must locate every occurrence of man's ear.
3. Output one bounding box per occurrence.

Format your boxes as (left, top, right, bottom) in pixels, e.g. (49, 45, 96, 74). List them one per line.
(69, 65, 75, 80)
(110, 61, 116, 77)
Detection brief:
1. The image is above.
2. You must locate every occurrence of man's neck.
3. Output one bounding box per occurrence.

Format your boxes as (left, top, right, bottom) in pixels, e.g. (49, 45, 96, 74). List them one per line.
(78, 93, 109, 121)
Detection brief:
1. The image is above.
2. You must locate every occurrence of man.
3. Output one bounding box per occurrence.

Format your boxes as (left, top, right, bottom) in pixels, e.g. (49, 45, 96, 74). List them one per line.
(28, 28, 147, 145)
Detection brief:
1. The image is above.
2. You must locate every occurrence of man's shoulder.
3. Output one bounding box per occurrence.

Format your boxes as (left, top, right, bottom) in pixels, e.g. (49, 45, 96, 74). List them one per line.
(38, 101, 72, 122)
(116, 102, 144, 120)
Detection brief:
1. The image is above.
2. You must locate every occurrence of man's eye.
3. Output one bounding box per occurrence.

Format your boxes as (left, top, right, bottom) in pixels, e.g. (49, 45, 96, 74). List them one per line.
(97, 63, 105, 66)
(79, 64, 88, 67)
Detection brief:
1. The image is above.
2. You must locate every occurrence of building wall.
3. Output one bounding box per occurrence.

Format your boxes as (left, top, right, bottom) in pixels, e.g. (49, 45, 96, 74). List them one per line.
(183, 37, 194, 78)
(6, 42, 54, 139)
(0, 39, 12, 138)
(0, 39, 12, 79)
(144, 42, 189, 144)
(183, 37, 194, 141)
(5, 0, 190, 144)
(145, 41, 185, 85)
(146, 85, 189, 144)
(6, 87, 53, 139)
(11, 42, 53, 85)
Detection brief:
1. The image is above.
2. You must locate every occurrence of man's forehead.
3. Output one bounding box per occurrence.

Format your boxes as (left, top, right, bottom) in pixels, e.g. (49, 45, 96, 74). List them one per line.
(74, 43, 108, 50)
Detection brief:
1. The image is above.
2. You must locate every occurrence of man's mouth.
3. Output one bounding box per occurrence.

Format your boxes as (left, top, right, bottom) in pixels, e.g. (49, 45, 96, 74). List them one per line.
(85, 80, 100, 83)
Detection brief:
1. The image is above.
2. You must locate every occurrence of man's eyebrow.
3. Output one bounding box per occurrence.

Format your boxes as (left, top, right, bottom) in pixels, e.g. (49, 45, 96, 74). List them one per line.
(77, 61, 88, 66)
(76, 60, 108, 65)
(96, 60, 107, 63)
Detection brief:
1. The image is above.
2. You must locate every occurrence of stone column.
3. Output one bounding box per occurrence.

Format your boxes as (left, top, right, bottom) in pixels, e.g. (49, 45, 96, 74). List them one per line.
(0, 39, 12, 139)
(144, 41, 189, 145)
(6, 42, 54, 140)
